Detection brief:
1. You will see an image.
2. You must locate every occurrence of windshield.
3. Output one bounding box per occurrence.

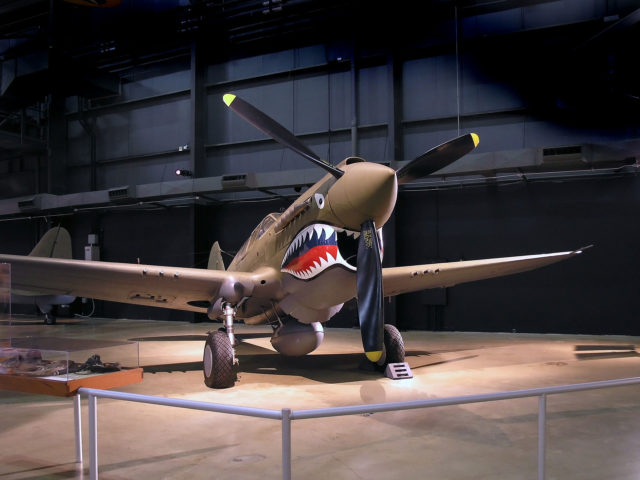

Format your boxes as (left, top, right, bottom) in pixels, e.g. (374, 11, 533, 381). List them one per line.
(234, 213, 281, 260)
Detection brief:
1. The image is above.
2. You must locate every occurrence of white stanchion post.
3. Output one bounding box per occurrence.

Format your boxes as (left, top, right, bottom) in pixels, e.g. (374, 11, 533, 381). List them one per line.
(74, 394, 83, 464)
(538, 394, 547, 480)
(282, 408, 292, 480)
(88, 394, 98, 480)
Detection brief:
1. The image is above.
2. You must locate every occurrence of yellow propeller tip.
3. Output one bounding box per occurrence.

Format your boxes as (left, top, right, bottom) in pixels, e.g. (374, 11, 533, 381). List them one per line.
(471, 133, 479, 147)
(365, 351, 383, 363)
(223, 93, 236, 107)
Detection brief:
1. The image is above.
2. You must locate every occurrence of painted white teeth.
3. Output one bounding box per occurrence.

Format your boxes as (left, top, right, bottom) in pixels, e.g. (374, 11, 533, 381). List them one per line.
(283, 223, 361, 279)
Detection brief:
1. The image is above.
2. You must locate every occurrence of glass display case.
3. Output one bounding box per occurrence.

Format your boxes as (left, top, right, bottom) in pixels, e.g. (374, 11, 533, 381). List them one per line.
(0, 262, 143, 396)
(0, 336, 142, 396)
(0, 336, 139, 380)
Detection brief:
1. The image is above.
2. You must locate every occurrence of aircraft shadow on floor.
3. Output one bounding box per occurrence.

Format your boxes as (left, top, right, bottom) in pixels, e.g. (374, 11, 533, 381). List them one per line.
(237, 343, 478, 385)
(134, 333, 479, 383)
(129, 332, 271, 342)
(130, 335, 209, 342)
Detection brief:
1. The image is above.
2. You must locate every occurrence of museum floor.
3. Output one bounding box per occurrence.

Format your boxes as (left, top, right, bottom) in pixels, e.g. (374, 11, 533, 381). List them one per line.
(0, 315, 639, 480)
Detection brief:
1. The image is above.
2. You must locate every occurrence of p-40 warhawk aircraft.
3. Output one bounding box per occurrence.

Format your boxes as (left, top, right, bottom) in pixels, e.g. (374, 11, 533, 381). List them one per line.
(0, 94, 585, 388)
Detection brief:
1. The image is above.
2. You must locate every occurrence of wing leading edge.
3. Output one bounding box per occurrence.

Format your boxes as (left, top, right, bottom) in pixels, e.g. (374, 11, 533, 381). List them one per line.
(0, 254, 280, 313)
(2, 247, 585, 316)
(382, 248, 585, 298)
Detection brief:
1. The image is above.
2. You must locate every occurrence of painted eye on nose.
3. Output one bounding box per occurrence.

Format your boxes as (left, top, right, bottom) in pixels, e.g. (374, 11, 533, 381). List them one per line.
(314, 193, 325, 209)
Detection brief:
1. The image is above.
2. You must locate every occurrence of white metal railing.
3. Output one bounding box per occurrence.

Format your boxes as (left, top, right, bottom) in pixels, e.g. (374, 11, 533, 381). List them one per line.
(78, 376, 640, 480)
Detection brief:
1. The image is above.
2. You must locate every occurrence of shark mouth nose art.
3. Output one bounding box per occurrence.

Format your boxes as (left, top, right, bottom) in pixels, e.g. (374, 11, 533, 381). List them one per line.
(282, 223, 383, 280)
(282, 224, 360, 279)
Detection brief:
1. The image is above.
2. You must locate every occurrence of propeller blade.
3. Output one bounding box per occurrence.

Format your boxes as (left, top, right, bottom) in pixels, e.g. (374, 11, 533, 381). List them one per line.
(356, 220, 384, 363)
(396, 133, 479, 185)
(223, 94, 343, 179)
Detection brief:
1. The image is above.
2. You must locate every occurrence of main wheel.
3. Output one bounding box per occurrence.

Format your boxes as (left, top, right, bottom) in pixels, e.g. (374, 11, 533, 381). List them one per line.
(203, 331, 236, 388)
(383, 324, 405, 364)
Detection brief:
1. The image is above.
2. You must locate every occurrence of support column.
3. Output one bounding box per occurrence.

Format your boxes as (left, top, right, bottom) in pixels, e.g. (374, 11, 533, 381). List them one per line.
(47, 93, 67, 194)
(387, 52, 402, 168)
(384, 52, 402, 326)
(78, 99, 97, 191)
(190, 41, 206, 322)
(190, 40, 206, 178)
(47, 0, 67, 195)
(350, 45, 358, 157)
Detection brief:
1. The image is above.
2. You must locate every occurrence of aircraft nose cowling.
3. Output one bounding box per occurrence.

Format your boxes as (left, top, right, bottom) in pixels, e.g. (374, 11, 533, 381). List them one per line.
(327, 162, 397, 231)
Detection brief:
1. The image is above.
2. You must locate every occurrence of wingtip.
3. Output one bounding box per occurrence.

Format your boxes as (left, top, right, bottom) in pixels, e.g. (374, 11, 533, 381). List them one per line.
(575, 244, 594, 254)
(223, 93, 236, 107)
(470, 133, 479, 147)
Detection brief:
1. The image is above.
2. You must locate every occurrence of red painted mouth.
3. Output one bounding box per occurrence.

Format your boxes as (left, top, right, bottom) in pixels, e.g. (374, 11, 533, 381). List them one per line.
(284, 245, 339, 275)
(282, 224, 356, 280)
(282, 223, 383, 280)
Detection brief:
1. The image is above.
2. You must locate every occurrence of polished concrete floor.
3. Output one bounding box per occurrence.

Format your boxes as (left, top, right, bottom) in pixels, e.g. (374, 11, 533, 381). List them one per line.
(0, 315, 639, 480)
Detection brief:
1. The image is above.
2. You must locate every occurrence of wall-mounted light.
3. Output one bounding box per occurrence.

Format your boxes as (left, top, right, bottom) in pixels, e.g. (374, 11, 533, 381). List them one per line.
(175, 169, 192, 177)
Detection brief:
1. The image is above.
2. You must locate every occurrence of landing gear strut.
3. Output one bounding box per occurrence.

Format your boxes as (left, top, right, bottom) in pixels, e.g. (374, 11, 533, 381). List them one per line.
(203, 302, 238, 388)
(222, 303, 236, 346)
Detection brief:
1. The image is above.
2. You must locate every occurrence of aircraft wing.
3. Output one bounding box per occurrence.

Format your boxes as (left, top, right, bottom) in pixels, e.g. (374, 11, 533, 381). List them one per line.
(0, 254, 280, 313)
(382, 248, 585, 297)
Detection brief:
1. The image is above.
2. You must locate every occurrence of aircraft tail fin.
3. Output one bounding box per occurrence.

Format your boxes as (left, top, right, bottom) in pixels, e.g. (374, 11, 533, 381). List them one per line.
(207, 241, 225, 270)
(29, 226, 72, 259)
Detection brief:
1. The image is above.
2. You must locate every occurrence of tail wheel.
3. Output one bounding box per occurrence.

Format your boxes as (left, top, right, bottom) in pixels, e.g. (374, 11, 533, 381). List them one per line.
(203, 331, 236, 388)
(383, 324, 405, 364)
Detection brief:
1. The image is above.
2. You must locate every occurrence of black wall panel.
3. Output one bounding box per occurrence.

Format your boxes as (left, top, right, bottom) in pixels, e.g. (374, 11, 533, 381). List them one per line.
(396, 175, 640, 335)
(97, 207, 195, 321)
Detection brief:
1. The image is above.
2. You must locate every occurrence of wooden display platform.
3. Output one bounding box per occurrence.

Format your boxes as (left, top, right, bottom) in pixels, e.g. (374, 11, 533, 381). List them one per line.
(0, 368, 143, 397)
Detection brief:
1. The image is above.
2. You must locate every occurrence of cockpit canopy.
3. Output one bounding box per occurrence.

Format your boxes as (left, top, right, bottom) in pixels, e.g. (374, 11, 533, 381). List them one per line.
(233, 212, 281, 261)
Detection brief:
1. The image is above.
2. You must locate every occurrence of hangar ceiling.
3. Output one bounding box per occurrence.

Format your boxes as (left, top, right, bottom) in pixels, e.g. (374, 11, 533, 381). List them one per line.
(1, 0, 639, 218)
(1, 1, 638, 101)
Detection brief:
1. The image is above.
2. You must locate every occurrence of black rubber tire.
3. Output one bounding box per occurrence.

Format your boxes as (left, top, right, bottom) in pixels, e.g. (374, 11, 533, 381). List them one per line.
(383, 324, 405, 364)
(44, 313, 57, 325)
(203, 331, 236, 388)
